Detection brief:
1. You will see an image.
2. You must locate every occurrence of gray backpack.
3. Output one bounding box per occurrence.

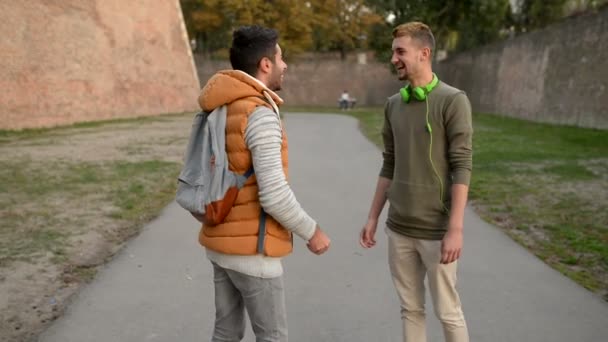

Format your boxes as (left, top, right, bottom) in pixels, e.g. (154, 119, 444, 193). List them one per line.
(176, 105, 253, 225)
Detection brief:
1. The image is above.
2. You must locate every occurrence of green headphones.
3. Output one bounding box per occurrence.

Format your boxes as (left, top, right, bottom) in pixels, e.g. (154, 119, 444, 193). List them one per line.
(400, 73, 439, 103)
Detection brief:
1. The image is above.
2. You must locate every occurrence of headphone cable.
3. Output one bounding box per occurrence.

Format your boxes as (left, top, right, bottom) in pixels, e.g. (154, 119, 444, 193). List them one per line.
(426, 97, 449, 214)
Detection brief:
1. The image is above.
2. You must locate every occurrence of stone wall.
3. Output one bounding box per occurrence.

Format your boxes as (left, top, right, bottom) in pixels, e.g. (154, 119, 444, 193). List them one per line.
(0, 0, 200, 130)
(194, 54, 402, 107)
(435, 8, 608, 128)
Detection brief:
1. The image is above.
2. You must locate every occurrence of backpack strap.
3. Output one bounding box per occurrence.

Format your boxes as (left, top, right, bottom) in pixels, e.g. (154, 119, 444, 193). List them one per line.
(261, 90, 280, 114)
(243, 167, 254, 178)
(257, 208, 267, 254)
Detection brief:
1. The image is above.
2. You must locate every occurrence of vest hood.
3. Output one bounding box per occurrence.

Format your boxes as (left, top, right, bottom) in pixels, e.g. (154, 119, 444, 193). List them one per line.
(198, 70, 284, 112)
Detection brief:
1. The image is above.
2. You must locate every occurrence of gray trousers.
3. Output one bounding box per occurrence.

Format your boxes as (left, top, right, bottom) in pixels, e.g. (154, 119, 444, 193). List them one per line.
(211, 263, 288, 342)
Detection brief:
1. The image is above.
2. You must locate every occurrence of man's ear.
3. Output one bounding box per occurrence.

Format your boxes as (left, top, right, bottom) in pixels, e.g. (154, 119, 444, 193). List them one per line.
(259, 57, 272, 74)
(420, 47, 431, 62)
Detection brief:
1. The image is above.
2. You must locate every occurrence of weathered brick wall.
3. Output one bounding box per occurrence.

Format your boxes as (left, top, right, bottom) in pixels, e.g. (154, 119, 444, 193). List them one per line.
(435, 8, 608, 129)
(0, 0, 200, 130)
(194, 54, 403, 107)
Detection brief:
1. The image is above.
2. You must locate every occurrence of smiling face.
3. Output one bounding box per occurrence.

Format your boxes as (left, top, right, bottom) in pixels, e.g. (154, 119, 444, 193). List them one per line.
(391, 35, 432, 82)
(267, 44, 288, 91)
(390, 22, 435, 82)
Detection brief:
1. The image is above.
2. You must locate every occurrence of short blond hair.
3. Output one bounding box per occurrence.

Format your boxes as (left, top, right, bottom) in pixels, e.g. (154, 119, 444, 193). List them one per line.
(392, 22, 435, 54)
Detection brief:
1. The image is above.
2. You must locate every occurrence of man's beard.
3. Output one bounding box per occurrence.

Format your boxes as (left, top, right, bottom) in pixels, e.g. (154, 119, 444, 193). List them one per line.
(269, 68, 283, 91)
(397, 68, 410, 81)
(271, 82, 282, 91)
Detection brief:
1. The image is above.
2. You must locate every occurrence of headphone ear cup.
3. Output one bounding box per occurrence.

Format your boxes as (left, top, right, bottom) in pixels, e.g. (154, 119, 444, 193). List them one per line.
(400, 86, 410, 103)
(413, 86, 426, 101)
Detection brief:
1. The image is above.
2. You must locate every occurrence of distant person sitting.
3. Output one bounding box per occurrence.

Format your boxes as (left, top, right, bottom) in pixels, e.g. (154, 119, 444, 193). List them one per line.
(339, 90, 354, 110)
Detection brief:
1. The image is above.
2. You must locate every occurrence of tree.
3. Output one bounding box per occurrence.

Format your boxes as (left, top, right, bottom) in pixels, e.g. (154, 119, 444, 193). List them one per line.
(180, 0, 383, 60)
(264, 1, 316, 57)
(180, 0, 317, 58)
(367, 0, 511, 52)
(181, 0, 226, 56)
(453, 0, 511, 52)
(309, 0, 383, 59)
(181, 0, 606, 60)
(510, 0, 570, 33)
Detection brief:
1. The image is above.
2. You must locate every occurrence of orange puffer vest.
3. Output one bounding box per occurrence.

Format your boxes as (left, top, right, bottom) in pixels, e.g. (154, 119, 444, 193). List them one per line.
(197, 70, 292, 257)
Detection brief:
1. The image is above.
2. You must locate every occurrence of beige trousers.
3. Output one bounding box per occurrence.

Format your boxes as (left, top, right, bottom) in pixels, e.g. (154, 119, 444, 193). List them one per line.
(386, 228, 469, 342)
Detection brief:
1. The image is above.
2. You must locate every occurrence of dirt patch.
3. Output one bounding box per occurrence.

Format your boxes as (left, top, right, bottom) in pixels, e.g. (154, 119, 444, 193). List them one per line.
(0, 114, 194, 342)
(0, 118, 191, 164)
(0, 259, 76, 342)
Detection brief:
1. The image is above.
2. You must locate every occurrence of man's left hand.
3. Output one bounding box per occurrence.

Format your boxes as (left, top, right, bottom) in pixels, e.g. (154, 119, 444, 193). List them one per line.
(441, 228, 463, 264)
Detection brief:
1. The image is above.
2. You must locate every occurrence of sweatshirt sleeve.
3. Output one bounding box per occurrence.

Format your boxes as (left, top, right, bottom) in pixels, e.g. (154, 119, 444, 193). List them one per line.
(244, 107, 317, 241)
(444, 92, 473, 186)
(379, 101, 395, 179)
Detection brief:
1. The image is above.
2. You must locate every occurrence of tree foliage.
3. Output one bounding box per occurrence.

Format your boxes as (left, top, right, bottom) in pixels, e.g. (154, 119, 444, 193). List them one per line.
(180, 0, 603, 60)
(366, 0, 511, 54)
(308, 0, 383, 58)
(180, 0, 313, 57)
(510, 0, 570, 33)
(180, 0, 381, 59)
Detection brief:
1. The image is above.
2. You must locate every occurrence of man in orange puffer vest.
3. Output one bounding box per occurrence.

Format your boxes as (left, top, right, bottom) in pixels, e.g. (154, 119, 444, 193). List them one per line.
(197, 25, 331, 342)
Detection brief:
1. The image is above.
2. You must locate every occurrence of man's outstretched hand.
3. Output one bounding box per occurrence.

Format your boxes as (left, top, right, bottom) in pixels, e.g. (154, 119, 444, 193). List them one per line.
(307, 226, 331, 255)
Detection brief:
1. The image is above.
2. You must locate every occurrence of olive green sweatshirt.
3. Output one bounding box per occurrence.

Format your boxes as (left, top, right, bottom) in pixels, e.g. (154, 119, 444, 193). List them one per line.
(380, 81, 473, 240)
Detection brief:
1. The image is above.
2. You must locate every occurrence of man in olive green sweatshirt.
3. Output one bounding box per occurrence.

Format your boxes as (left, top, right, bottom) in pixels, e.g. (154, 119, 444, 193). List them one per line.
(360, 22, 472, 342)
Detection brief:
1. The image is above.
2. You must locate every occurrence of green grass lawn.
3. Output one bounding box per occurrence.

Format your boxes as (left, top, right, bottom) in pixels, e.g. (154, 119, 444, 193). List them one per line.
(285, 106, 608, 300)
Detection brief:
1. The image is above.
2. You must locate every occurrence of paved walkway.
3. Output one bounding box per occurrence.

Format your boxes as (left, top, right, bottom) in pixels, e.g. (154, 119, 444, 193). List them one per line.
(40, 113, 608, 342)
